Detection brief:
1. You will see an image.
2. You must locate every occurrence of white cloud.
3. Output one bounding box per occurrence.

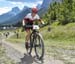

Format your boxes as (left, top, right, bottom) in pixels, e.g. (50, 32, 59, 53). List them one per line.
(24, 2, 37, 8)
(11, 2, 23, 5)
(25, 0, 42, 7)
(0, 0, 3, 2)
(37, 1, 43, 4)
(6, 0, 43, 3)
(29, 1, 42, 7)
(10, 2, 24, 9)
(27, 1, 42, 8)
(10, 0, 42, 9)
(0, 7, 11, 15)
(0, 0, 43, 15)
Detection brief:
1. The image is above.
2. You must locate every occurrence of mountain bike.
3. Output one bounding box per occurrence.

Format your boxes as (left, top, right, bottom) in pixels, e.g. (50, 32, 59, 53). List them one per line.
(27, 25, 44, 60)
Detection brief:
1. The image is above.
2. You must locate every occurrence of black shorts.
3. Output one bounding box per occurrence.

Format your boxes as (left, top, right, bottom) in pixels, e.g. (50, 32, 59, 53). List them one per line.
(24, 23, 33, 30)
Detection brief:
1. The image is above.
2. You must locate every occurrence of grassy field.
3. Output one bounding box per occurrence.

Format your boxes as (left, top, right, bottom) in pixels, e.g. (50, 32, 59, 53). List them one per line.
(5, 23, 75, 64)
(7, 23, 75, 47)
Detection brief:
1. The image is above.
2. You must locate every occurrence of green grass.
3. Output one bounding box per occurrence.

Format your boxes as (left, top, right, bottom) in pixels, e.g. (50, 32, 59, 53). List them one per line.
(7, 30, 25, 43)
(6, 23, 75, 64)
(7, 23, 75, 48)
(7, 38, 24, 43)
(45, 39, 75, 49)
(0, 29, 15, 32)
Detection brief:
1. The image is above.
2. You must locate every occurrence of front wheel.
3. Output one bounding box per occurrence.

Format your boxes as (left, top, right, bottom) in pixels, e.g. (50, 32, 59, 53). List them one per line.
(34, 34, 44, 60)
(27, 33, 33, 55)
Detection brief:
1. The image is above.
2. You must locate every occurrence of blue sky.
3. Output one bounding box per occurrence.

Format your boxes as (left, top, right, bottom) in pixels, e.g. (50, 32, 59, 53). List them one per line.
(0, 0, 43, 15)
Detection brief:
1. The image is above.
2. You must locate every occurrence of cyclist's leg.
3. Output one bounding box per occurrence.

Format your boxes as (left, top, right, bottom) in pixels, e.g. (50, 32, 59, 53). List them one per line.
(25, 29, 31, 49)
(25, 22, 33, 50)
(26, 29, 31, 42)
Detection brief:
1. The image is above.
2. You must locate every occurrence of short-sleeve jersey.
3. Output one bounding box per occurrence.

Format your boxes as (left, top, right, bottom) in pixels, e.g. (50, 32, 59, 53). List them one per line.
(24, 13, 40, 23)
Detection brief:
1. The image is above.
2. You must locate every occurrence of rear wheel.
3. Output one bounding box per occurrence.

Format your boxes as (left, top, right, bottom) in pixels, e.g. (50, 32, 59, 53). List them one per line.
(34, 34, 44, 60)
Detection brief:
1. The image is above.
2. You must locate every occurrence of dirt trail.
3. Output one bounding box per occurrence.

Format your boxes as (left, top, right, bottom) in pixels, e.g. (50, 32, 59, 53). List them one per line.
(2, 39, 64, 64)
(1, 32, 75, 64)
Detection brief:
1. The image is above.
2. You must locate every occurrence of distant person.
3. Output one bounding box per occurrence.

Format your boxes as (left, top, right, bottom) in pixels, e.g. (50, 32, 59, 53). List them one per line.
(5, 33, 8, 38)
(16, 32, 19, 39)
(22, 7, 45, 50)
(15, 30, 19, 39)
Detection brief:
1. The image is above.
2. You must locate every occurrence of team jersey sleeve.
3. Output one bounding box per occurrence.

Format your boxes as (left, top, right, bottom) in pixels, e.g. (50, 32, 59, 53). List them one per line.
(25, 13, 31, 19)
(36, 14, 40, 20)
(24, 13, 31, 21)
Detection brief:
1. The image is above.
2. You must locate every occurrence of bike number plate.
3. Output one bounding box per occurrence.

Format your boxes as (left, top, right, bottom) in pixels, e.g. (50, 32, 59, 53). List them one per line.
(33, 25, 39, 29)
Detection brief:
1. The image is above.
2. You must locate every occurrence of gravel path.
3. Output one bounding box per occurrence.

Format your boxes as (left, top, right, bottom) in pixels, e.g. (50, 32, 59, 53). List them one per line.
(2, 39, 64, 64)
(1, 32, 75, 64)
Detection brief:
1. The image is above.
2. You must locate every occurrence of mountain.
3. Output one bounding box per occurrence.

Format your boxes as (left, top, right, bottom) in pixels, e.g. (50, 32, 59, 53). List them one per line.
(2, 7, 31, 24)
(38, 0, 61, 16)
(41, 0, 51, 9)
(37, 4, 41, 9)
(23, 6, 29, 10)
(38, 0, 51, 16)
(11, 7, 20, 14)
(0, 7, 20, 23)
(0, 0, 52, 25)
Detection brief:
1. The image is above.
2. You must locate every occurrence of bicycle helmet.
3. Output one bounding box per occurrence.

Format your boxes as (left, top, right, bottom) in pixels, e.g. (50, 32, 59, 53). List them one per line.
(32, 8, 38, 13)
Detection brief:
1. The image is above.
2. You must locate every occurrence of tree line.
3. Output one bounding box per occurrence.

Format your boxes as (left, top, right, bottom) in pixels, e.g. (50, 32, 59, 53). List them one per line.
(43, 0, 75, 25)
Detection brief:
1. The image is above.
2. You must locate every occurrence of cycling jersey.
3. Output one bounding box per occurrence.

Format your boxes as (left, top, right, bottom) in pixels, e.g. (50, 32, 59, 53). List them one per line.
(23, 13, 40, 30)
(24, 13, 40, 23)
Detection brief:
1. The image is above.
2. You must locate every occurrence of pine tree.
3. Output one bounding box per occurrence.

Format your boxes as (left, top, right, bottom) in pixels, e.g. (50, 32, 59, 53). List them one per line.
(42, 0, 75, 25)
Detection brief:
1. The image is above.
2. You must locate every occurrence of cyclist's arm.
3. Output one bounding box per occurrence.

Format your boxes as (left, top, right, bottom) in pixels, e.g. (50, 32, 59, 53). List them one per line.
(36, 14, 45, 25)
(22, 20, 25, 26)
(22, 13, 31, 26)
(22, 18, 29, 26)
(39, 19, 45, 24)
